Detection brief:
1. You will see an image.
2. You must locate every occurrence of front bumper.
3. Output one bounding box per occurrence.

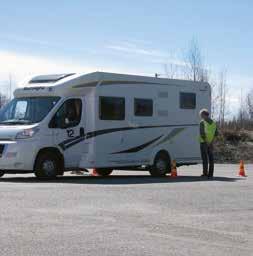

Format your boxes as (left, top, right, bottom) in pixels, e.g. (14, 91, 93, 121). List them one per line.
(0, 140, 37, 171)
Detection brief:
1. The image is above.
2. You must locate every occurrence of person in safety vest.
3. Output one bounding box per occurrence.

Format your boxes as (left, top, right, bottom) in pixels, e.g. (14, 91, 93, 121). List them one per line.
(199, 109, 218, 178)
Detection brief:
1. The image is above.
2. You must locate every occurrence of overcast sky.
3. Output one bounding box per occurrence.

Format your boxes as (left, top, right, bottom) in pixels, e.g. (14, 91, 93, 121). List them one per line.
(0, 0, 252, 113)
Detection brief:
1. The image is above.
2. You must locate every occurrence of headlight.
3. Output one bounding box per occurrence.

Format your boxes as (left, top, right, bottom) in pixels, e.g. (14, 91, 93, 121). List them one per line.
(16, 127, 40, 140)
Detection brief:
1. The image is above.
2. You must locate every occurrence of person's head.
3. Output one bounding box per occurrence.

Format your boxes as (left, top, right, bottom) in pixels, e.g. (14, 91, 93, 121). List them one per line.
(66, 102, 77, 121)
(74, 100, 81, 116)
(199, 109, 210, 120)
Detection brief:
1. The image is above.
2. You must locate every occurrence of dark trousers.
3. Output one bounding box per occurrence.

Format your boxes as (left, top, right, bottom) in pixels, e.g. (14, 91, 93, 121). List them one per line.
(200, 143, 214, 177)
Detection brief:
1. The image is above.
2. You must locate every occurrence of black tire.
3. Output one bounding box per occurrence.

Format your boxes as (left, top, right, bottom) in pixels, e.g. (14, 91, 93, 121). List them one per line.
(149, 151, 171, 177)
(0, 170, 5, 177)
(95, 168, 113, 176)
(34, 152, 59, 178)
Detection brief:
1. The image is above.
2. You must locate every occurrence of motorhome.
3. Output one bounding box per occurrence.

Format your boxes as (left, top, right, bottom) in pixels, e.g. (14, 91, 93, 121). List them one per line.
(0, 72, 211, 178)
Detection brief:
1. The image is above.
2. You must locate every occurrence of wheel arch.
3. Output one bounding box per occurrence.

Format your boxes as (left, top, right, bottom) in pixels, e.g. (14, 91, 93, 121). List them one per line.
(148, 149, 172, 177)
(150, 148, 172, 166)
(34, 147, 64, 174)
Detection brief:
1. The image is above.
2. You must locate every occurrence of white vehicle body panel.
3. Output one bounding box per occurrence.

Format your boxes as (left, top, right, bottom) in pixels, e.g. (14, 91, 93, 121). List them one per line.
(0, 72, 211, 173)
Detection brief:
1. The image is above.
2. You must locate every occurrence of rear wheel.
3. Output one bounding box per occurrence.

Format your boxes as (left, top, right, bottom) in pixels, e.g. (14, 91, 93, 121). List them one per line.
(149, 151, 171, 177)
(0, 170, 5, 177)
(34, 152, 59, 179)
(94, 168, 113, 176)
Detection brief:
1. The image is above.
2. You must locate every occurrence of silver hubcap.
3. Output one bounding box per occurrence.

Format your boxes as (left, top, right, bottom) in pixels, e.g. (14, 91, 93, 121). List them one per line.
(42, 160, 55, 176)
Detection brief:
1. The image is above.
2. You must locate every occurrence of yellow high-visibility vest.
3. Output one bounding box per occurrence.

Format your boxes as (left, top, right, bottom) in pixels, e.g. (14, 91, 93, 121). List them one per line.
(199, 120, 217, 143)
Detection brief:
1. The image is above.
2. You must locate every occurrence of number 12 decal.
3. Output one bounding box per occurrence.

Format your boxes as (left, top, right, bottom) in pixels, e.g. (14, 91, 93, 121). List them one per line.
(67, 129, 74, 138)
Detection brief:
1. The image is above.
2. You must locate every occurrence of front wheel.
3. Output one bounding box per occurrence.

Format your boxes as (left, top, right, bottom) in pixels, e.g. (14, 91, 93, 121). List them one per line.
(34, 153, 59, 179)
(94, 168, 113, 176)
(149, 151, 171, 177)
(0, 170, 5, 178)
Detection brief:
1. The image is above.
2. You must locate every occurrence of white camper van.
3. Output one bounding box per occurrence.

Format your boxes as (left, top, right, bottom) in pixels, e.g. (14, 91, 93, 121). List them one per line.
(0, 72, 211, 178)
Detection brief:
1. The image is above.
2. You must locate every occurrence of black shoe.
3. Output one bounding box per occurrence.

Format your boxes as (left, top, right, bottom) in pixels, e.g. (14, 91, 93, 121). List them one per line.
(201, 174, 208, 177)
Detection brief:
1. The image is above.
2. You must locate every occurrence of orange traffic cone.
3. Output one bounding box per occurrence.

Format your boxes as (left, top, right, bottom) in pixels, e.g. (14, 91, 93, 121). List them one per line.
(171, 160, 178, 177)
(238, 160, 247, 177)
(92, 169, 99, 176)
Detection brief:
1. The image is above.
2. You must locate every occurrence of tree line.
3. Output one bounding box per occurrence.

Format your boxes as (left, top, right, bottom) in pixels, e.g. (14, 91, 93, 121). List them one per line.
(0, 74, 15, 108)
(162, 38, 253, 131)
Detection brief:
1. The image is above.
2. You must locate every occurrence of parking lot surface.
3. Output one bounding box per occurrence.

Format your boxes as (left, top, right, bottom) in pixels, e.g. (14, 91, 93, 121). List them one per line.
(0, 164, 252, 256)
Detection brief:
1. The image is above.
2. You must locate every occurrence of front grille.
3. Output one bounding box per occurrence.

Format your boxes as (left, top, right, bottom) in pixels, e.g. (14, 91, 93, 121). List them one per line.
(0, 144, 5, 157)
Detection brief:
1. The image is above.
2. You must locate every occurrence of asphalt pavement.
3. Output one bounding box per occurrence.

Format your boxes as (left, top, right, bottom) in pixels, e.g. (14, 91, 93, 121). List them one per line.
(0, 164, 252, 256)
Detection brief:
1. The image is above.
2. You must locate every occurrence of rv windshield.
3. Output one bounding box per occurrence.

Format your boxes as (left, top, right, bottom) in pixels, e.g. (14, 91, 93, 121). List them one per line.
(0, 97, 60, 125)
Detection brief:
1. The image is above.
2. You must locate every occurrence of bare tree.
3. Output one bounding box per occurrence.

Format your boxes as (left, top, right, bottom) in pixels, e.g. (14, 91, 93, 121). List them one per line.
(237, 89, 250, 129)
(0, 73, 15, 108)
(209, 79, 219, 119)
(9, 74, 13, 100)
(0, 93, 9, 108)
(184, 38, 207, 82)
(246, 89, 253, 119)
(7, 73, 17, 100)
(163, 63, 178, 79)
(217, 70, 229, 128)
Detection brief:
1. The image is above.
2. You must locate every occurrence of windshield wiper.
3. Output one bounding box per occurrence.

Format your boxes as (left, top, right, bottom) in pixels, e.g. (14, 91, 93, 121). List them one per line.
(0, 119, 33, 125)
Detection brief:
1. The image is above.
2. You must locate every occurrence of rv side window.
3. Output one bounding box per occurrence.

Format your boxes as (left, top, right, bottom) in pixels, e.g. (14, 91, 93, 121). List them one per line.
(134, 98, 153, 116)
(99, 97, 125, 120)
(49, 99, 82, 128)
(180, 92, 196, 109)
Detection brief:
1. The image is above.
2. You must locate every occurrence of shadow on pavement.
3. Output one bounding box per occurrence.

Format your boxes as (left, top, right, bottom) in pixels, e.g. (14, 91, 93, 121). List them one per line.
(0, 175, 242, 185)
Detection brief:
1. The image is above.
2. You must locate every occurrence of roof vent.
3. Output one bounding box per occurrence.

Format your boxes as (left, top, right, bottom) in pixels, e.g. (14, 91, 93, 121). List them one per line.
(29, 73, 75, 84)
